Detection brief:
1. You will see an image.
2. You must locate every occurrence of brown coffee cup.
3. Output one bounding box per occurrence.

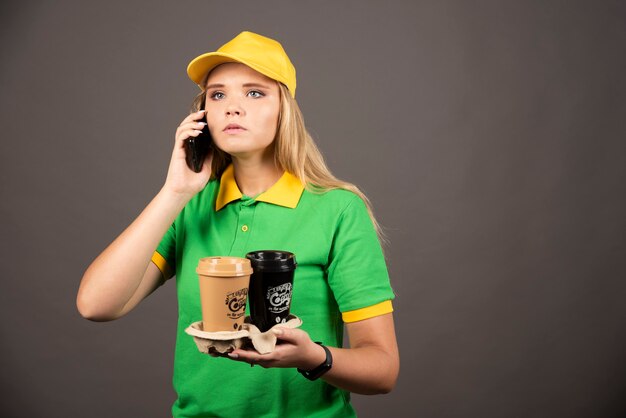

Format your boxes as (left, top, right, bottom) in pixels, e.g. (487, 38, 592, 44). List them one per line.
(196, 257, 253, 332)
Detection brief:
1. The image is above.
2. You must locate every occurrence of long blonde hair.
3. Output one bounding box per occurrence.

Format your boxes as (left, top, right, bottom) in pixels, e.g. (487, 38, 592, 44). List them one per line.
(191, 76, 386, 245)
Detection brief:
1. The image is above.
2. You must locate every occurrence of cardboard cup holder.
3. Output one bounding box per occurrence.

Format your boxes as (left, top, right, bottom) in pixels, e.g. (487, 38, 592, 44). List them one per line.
(185, 314, 302, 356)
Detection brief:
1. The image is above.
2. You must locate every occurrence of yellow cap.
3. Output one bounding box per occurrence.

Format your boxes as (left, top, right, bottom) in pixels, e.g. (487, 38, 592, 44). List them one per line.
(187, 31, 297, 98)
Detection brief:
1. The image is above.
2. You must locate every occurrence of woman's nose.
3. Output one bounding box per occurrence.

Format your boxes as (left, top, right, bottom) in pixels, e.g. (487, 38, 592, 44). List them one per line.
(225, 100, 244, 116)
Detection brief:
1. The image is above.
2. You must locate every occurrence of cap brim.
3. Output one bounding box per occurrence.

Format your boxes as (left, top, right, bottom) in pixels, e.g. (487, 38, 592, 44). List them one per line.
(186, 52, 245, 87)
(187, 52, 290, 96)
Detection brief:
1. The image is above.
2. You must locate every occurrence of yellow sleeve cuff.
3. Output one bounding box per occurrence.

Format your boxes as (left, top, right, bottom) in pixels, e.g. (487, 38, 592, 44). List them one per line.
(342, 300, 394, 323)
(151, 251, 173, 281)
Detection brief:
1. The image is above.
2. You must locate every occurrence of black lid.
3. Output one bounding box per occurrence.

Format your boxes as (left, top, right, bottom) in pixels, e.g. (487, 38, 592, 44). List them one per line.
(245, 250, 297, 272)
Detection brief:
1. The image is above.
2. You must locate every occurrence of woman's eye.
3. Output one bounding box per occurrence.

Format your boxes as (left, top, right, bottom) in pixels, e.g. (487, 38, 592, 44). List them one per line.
(248, 90, 264, 98)
(209, 91, 225, 100)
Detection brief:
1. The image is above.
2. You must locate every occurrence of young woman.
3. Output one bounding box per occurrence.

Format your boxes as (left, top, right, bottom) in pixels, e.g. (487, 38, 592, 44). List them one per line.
(77, 31, 399, 417)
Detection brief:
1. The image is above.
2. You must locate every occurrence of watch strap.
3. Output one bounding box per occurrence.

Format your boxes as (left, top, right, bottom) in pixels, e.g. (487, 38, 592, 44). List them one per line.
(297, 342, 333, 381)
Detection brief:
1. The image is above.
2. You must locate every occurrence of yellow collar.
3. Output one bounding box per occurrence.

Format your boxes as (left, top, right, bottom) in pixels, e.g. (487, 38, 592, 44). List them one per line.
(215, 164, 305, 211)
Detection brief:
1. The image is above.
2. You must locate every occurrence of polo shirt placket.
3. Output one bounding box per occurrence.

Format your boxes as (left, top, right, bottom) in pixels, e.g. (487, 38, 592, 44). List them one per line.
(229, 196, 257, 255)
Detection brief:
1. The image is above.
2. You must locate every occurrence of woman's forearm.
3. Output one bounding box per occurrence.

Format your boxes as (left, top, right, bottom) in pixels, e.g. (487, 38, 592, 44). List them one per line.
(76, 187, 191, 320)
(320, 345, 399, 395)
(319, 314, 400, 394)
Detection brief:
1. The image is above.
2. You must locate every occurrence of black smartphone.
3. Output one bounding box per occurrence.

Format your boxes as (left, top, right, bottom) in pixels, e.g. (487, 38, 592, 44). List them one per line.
(184, 108, 213, 173)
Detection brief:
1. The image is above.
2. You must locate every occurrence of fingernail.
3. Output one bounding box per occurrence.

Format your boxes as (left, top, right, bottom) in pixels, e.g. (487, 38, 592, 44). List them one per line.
(198, 122, 206, 126)
(228, 353, 239, 359)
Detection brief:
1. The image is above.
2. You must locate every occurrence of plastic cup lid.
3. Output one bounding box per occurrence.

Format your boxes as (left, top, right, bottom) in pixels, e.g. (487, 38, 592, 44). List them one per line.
(196, 256, 253, 277)
(245, 250, 297, 272)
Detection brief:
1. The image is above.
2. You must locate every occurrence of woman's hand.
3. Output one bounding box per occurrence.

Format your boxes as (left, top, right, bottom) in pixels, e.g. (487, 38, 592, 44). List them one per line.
(227, 327, 326, 370)
(162, 110, 213, 199)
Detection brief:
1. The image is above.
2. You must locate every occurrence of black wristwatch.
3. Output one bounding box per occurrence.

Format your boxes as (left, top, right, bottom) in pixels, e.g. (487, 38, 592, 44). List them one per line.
(297, 342, 333, 381)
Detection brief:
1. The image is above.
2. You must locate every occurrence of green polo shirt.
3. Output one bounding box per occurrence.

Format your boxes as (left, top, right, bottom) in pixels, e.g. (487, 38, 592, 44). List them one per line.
(152, 165, 394, 418)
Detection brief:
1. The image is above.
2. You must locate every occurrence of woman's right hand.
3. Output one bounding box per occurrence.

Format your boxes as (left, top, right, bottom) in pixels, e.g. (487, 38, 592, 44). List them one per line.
(163, 110, 213, 199)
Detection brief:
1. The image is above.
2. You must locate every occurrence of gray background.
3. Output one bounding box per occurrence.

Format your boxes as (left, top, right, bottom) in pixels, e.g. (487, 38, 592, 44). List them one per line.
(1, 1, 625, 417)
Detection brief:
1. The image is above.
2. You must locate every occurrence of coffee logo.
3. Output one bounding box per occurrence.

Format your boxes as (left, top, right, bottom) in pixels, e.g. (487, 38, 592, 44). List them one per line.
(225, 288, 248, 319)
(266, 283, 292, 314)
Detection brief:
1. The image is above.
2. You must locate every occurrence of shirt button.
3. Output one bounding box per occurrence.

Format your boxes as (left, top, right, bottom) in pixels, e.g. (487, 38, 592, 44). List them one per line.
(241, 225, 249, 232)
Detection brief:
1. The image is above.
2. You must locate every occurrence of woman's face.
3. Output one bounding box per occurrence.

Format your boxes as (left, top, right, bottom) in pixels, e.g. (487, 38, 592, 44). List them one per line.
(204, 62, 280, 160)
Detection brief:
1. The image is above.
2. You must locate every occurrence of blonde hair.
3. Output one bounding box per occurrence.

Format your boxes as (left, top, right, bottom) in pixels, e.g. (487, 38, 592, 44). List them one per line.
(190, 76, 386, 245)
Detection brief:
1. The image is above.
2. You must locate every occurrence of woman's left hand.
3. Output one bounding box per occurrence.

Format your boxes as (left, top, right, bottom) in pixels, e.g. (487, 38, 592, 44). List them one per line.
(227, 327, 326, 370)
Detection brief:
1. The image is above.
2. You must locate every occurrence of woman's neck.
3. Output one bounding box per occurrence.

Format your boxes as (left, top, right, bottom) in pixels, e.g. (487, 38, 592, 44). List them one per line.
(231, 157, 283, 197)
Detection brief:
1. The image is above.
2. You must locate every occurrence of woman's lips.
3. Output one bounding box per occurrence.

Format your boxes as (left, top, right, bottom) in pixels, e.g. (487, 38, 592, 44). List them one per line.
(223, 124, 246, 134)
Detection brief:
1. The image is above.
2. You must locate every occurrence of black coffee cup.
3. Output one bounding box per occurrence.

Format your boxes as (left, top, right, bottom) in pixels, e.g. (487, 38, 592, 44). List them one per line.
(245, 250, 297, 332)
